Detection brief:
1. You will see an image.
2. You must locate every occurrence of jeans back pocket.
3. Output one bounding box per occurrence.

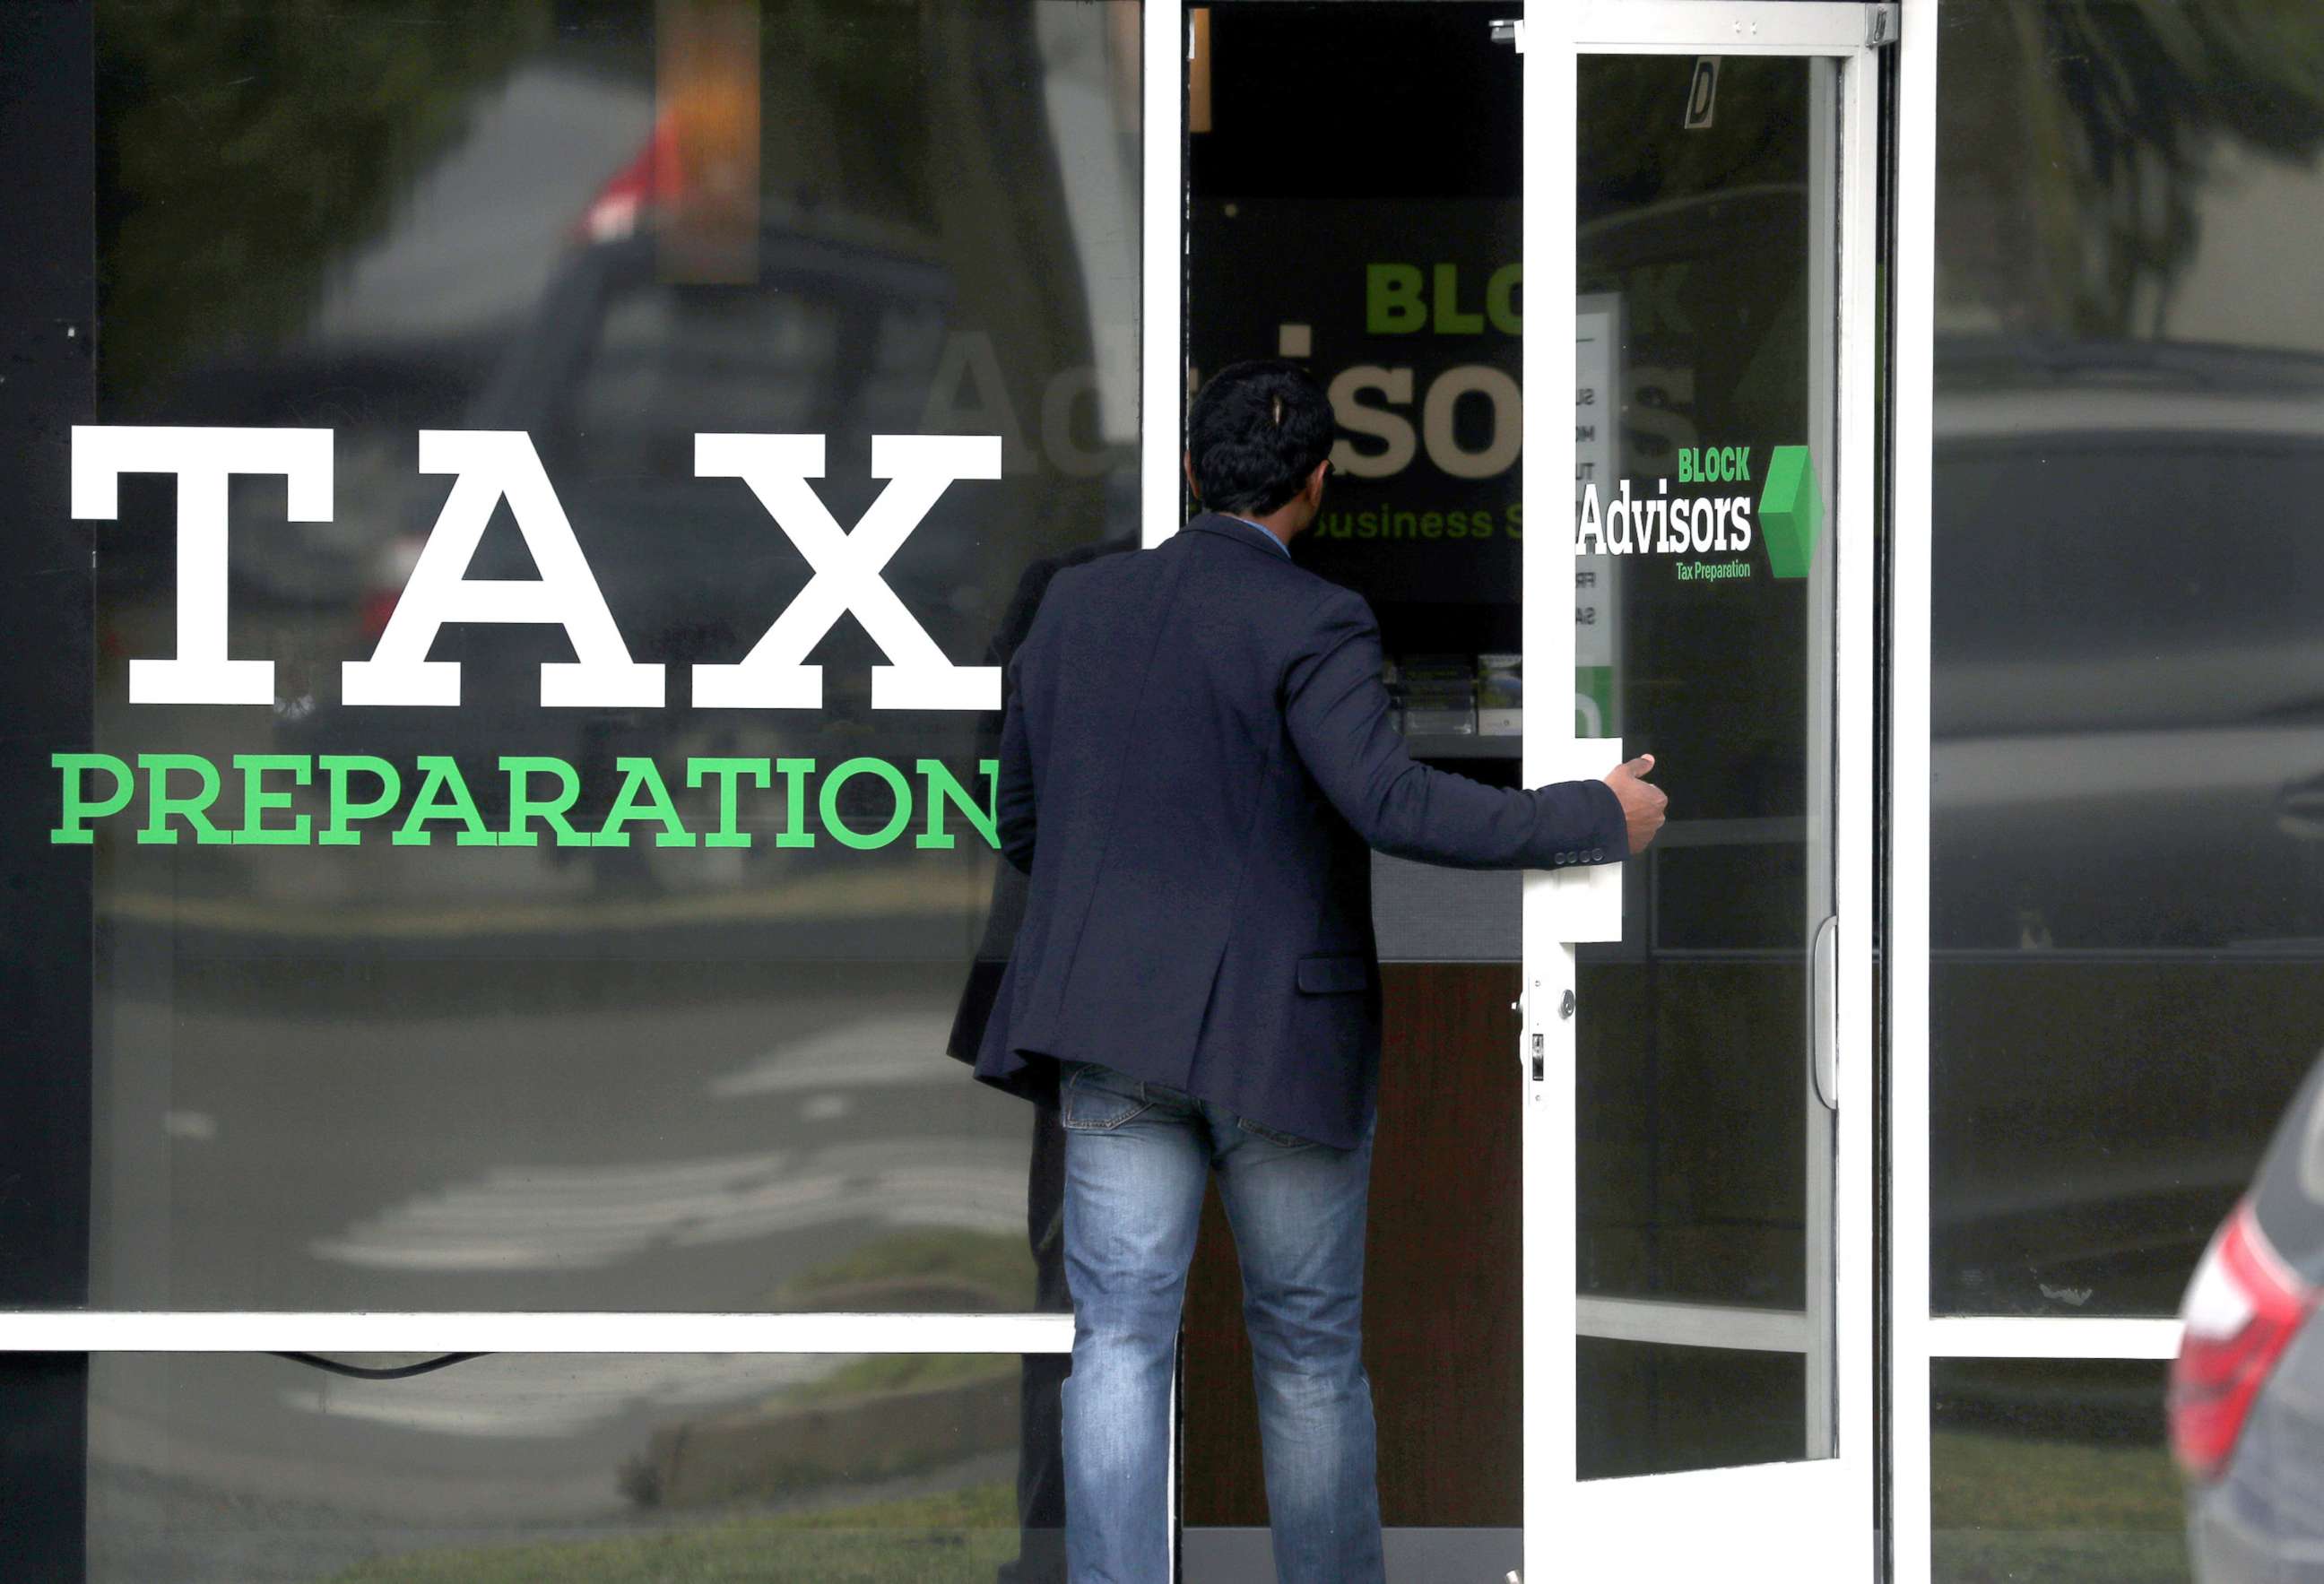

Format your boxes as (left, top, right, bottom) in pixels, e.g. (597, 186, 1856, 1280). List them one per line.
(1060, 1060, 1153, 1131)
(1235, 1115, 1316, 1150)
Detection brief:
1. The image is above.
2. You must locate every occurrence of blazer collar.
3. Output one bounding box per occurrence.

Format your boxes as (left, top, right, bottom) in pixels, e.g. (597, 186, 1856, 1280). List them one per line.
(1184, 512, 1293, 558)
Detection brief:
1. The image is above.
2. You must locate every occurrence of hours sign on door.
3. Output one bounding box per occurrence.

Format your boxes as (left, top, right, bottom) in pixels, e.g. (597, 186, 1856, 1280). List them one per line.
(1575, 294, 1621, 735)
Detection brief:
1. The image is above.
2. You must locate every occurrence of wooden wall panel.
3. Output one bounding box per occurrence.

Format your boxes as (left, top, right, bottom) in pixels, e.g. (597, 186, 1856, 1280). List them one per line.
(1183, 962, 1524, 1528)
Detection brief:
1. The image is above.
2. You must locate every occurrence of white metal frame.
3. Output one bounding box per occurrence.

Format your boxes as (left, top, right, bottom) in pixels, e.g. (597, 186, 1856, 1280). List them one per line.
(1885, 4, 2181, 1580)
(1146, 14, 1185, 1565)
(1525, 4, 1883, 1580)
(1141, 0, 1185, 550)
(0, 1312, 1073, 1353)
(1888, 3, 1938, 1572)
(1804, 46, 1843, 1462)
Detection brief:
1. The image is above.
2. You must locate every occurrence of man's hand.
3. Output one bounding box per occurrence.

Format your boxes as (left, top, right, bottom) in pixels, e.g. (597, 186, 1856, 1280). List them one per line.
(1604, 753, 1667, 854)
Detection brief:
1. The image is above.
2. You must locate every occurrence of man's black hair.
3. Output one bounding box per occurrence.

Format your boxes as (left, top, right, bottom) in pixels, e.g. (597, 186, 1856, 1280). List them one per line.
(1185, 359, 1336, 517)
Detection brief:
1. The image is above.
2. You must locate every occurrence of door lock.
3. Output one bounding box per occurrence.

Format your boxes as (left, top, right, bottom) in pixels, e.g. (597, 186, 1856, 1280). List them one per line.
(1523, 989, 1574, 1080)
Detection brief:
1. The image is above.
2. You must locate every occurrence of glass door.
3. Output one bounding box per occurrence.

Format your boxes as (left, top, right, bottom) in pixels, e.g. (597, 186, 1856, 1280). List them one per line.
(1522, 4, 1880, 1577)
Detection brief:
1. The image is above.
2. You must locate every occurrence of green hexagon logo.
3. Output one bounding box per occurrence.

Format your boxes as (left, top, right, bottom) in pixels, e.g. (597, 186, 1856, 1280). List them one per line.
(1757, 445, 1820, 581)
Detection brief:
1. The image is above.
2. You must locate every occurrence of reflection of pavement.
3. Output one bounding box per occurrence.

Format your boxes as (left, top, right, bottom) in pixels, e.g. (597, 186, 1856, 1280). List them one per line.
(103, 861, 993, 940)
(313, 1014, 993, 1276)
(311, 1135, 1025, 1272)
(97, 986, 1035, 1311)
(87, 1353, 1018, 1583)
(710, 1013, 962, 1096)
(274, 1353, 839, 1439)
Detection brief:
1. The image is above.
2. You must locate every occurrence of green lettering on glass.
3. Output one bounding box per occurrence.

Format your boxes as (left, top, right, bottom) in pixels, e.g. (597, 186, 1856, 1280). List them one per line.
(688, 757, 769, 849)
(774, 757, 817, 848)
(499, 756, 588, 847)
(594, 757, 697, 848)
(394, 756, 495, 847)
(1366, 264, 1426, 333)
(1486, 264, 1522, 334)
(137, 752, 229, 845)
(50, 752, 134, 844)
(916, 757, 999, 850)
(1434, 264, 1483, 334)
(320, 755, 401, 845)
(820, 757, 911, 850)
(234, 753, 313, 845)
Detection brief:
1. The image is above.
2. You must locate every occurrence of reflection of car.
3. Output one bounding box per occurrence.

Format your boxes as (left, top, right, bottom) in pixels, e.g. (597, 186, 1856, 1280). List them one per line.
(1932, 339, 2324, 1315)
(290, 224, 1011, 848)
(1935, 341, 2324, 953)
(99, 343, 503, 608)
(2173, 1051, 2324, 1580)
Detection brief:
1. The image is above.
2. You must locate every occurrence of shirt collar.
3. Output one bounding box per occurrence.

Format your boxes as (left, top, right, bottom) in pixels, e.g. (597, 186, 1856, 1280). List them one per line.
(1222, 515, 1291, 558)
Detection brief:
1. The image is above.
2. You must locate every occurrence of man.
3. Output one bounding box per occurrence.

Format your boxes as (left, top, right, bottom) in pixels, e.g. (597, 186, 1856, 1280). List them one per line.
(974, 359, 1667, 1583)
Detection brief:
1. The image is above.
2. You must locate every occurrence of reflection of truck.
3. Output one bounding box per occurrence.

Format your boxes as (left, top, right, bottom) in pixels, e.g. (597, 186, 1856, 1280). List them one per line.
(1931, 339, 2324, 1314)
(95, 342, 505, 610)
(290, 224, 1023, 853)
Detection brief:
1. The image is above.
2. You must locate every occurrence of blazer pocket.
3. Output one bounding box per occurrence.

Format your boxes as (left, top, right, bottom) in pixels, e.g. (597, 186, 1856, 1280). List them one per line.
(1296, 954, 1370, 995)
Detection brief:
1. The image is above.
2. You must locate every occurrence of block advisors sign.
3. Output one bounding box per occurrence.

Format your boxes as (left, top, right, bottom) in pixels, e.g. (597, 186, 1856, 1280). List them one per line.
(1189, 197, 1526, 603)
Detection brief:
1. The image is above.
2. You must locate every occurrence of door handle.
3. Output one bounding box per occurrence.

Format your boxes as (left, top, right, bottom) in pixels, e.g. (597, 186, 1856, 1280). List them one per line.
(1809, 914, 1839, 1111)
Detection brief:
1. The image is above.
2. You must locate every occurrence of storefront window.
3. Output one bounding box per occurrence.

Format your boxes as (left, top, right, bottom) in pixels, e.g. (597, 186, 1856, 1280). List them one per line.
(1930, 0, 2324, 1318)
(11, 1352, 1047, 1583)
(1932, 1359, 2188, 1581)
(38, 0, 1143, 1312)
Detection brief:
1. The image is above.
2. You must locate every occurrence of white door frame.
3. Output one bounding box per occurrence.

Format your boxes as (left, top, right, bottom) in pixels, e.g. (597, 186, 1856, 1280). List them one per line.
(1142, 0, 1187, 551)
(1523, 4, 1886, 1578)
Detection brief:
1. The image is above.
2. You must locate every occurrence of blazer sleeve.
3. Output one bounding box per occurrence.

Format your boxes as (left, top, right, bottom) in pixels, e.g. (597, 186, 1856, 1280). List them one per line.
(996, 662, 1037, 874)
(1281, 586, 1628, 870)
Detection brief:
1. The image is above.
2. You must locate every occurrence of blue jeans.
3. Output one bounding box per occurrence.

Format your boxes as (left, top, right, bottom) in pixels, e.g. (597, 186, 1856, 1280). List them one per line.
(1056, 1059, 1383, 1584)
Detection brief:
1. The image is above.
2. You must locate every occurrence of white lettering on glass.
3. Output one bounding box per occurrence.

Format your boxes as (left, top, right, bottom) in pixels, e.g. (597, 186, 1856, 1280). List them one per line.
(691, 432, 1001, 712)
(73, 425, 333, 705)
(343, 431, 663, 708)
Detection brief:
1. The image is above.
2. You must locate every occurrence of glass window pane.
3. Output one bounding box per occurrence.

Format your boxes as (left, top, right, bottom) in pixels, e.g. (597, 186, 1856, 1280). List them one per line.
(9, 1352, 1061, 1583)
(1579, 1338, 1806, 1483)
(1931, 0, 2324, 1318)
(1569, 49, 1838, 1481)
(1931, 1358, 2189, 1582)
(48, 0, 1144, 1311)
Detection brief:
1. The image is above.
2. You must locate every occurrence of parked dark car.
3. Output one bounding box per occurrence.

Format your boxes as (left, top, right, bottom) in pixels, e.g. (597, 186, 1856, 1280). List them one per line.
(2174, 1051, 2324, 1580)
(1931, 339, 2324, 1317)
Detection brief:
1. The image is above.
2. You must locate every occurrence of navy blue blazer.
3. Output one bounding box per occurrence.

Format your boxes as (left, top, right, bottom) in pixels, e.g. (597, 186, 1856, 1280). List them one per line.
(973, 514, 1628, 1149)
